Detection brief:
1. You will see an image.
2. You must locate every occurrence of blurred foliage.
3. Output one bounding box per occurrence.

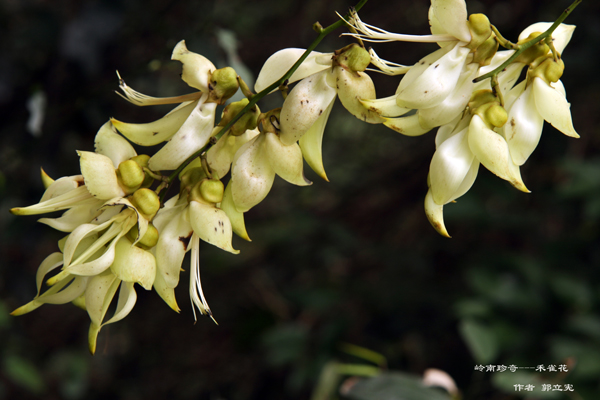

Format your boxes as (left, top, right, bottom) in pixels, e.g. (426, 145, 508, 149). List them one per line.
(1, 0, 600, 399)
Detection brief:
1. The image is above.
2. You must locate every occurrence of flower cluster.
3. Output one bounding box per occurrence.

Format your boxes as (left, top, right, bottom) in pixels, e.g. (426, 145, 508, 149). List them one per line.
(11, 0, 580, 351)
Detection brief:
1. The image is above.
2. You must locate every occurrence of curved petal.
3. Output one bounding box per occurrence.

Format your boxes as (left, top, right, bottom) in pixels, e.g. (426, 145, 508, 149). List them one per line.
(207, 128, 260, 179)
(418, 63, 477, 129)
(94, 121, 137, 167)
(505, 84, 544, 165)
(396, 45, 453, 95)
(40, 175, 84, 202)
(519, 23, 575, 55)
(429, 127, 474, 205)
(468, 115, 529, 192)
(153, 272, 180, 312)
(171, 40, 216, 92)
(431, 0, 471, 43)
(111, 100, 197, 146)
(264, 132, 311, 186)
(280, 69, 337, 145)
(102, 281, 137, 326)
(255, 48, 332, 93)
(384, 114, 432, 136)
(39, 199, 104, 232)
(78, 151, 125, 199)
(435, 113, 470, 147)
(189, 201, 239, 254)
(149, 96, 217, 171)
(533, 77, 579, 138)
(154, 205, 192, 289)
(231, 134, 275, 212)
(85, 271, 121, 354)
(359, 95, 411, 118)
(396, 43, 470, 109)
(424, 188, 450, 237)
(299, 99, 335, 181)
(220, 181, 250, 241)
(333, 68, 385, 124)
(11, 185, 92, 216)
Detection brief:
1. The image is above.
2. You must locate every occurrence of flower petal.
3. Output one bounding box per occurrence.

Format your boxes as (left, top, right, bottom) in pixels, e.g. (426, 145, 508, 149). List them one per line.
(111, 101, 197, 146)
(396, 43, 470, 109)
(78, 151, 125, 199)
(11, 185, 92, 216)
(505, 83, 544, 165)
(518, 23, 575, 55)
(384, 114, 431, 136)
(299, 99, 335, 181)
(220, 181, 250, 241)
(264, 131, 311, 186)
(231, 134, 275, 212)
(431, 0, 471, 43)
(101, 281, 137, 326)
(189, 201, 239, 254)
(39, 199, 104, 232)
(532, 77, 579, 138)
(40, 175, 84, 202)
(359, 95, 411, 118)
(429, 127, 475, 204)
(149, 96, 217, 171)
(94, 121, 137, 167)
(424, 188, 450, 237)
(332, 67, 385, 124)
(468, 115, 529, 192)
(171, 40, 216, 92)
(255, 48, 332, 93)
(111, 237, 156, 290)
(280, 70, 337, 145)
(207, 128, 260, 179)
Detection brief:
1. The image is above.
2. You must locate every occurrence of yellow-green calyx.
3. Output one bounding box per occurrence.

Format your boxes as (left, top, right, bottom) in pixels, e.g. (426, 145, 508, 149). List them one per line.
(179, 166, 206, 197)
(218, 98, 261, 136)
(515, 33, 550, 64)
(131, 188, 160, 218)
(209, 67, 239, 104)
(128, 223, 159, 249)
(467, 14, 492, 50)
(191, 178, 224, 204)
(472, 36, 499, 66)
(117, 160, 145, 193)
(529, 55, 564, 84)
(334, 43, 371, 73)
(260, 109, 282, 135)
(469, 90, 507, 129)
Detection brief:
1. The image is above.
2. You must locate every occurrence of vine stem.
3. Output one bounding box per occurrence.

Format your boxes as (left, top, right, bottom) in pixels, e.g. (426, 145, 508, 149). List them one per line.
(473, 0, 581, 83)
(165, 0, 370, 184)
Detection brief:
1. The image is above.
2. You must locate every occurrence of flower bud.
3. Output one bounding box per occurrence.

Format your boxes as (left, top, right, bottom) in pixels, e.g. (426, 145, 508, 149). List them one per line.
(530, 56, 564, 84)
(131, 188, 160, 218)
(485, 104, 508, 128)
(209, 67, 239, 104)
(472, 36, 499, 66)
(179, 166, 206, 197)
(191, 178, 224, 204)
(219, 98, 260, 136)
(330, 67, 384, 124)
(117, 160, 145, 192)
(130, 154, 151, 168)
(128, 222, 159, 249)
(467, 14, 492, 49)
(334, 44, 371, 72)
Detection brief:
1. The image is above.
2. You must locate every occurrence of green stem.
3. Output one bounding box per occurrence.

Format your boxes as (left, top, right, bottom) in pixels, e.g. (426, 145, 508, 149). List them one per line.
(165, 0, 369, 185)
(473, 0, 581, 83)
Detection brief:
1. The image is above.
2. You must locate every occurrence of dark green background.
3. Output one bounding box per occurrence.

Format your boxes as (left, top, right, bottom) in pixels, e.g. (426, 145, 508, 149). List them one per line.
(1, 0, 599, 399)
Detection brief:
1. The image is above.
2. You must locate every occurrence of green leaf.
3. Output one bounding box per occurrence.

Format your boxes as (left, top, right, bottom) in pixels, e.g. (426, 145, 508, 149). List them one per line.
(2, 356, 46, 395)
(459, 319, 499, 364)
(343, 372, 451, 400)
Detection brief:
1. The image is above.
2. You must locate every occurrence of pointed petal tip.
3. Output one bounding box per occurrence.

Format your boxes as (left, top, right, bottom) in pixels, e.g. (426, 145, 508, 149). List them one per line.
(10, 208, 23, 215)
(512, 180, 531, 193)
(40, 168, 54, 189)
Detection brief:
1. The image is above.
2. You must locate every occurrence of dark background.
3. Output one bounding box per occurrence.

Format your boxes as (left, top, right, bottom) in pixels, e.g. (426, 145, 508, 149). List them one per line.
(1, 0, 599, 399)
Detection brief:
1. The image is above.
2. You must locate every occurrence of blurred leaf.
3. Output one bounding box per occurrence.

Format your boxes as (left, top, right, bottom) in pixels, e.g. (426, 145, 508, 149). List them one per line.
(340, 343, 387, 367)
(549, 274, 593, 311)
(343, 372, 451, 400)
(2, 356, 46, 395)
(492, 371, 562, 399)
(453, 298, 492, 319)
(565, 314, 600, 341)
(262, 323, 309, 366)
(550, 337, 600, 380)
(459, 319, 499, 364)
(311, 361, 342, 400)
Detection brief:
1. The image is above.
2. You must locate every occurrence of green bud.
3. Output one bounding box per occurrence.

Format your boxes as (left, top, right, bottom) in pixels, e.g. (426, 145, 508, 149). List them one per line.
(191, 178, 224, 204)
(485, 104, 508, 128)
(334, 44, 371, 72)
(469, 90, 497, 110)
(472, 36, 499, 66)
(530, 56, 564, 84)
(130, 154, 151, 168)
(467, 14, 492, 50)
(118, 160, 145, 191)
(131, 188, 160, 218)
(209, 67, 239, 104)
(128, 223, 159, 249)
(179, 166, 206, 196)
(515, 33, 549, 64)
(218, 98, 261, 136)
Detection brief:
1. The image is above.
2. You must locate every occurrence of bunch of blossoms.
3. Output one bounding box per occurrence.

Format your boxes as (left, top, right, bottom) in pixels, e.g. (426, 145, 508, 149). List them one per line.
(10, 0, 581, 352)
(345, 0, 580, 236)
